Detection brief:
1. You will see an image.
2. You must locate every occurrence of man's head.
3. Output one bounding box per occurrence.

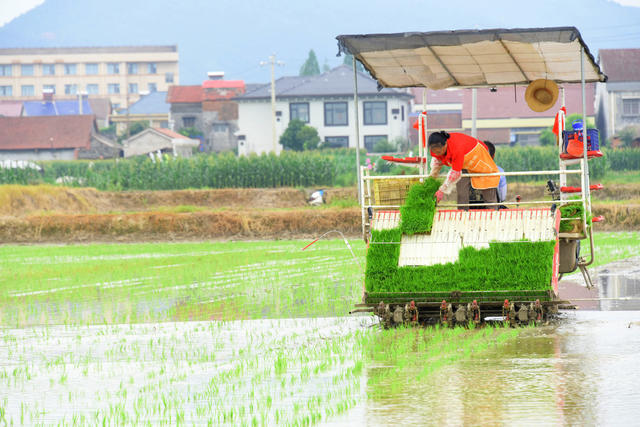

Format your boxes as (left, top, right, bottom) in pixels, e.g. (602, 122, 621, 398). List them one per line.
(428, 131, 450, 156)
(484, 140, 496, 159)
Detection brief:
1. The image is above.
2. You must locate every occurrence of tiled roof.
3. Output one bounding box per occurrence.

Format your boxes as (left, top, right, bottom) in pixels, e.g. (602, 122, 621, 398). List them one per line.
(23, 99, 93, 117)
(0, 115, 94, 150)
(153, 128, 192, 139)
(0, 101, 23, 117)
(87, 98, 112, 119)
(599, 49, 640, 82)
(126, 92, 169, 115)
(237, 65, 412, 100)
(203, 80, 245, 90)
(166, 85, 203, 103)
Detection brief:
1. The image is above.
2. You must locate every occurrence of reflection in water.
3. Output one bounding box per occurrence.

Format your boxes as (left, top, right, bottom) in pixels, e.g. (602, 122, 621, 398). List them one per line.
(342, 311, 640, 426)
(599, 270, 640, 311)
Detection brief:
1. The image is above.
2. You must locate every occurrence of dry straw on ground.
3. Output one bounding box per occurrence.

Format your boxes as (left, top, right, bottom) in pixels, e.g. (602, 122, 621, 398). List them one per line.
(0, 185, 637, 242)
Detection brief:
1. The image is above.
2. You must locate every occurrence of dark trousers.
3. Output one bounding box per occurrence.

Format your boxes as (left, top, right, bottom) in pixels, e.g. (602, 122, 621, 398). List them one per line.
(456, 170, 498, 211)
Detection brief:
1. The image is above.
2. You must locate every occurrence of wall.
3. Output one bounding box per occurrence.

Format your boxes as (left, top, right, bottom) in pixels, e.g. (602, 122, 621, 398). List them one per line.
(123, 131, 172, 157)
(236, 96, 411, 155)
(0, 47, 179, 108)
(0, 149, 76, 161)
(78, 136, 121, 159)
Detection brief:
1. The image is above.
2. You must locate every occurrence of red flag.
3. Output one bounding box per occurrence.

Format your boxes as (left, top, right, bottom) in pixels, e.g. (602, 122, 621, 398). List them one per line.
(552, 107, 567, 137)
(412, 112, 427, 147)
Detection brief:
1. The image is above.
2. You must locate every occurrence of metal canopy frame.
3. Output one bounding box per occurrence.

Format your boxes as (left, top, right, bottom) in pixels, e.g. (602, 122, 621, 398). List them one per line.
(341, 26, 602, 267)
(337, 27, 606, 90)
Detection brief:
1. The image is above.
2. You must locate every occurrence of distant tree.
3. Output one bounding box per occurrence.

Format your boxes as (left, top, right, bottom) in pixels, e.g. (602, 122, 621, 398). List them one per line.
(118, 121, 149, 142)
(618, 126, 639, 147)
(322, 58, 330, 73)
(178, 127, 203, 138)
(99, 124, 116, 137)
(280, 119, 321, 151)
(539, 128, 556, 146)
(342, 53, 365, 72)
(372, 138, 396, 153)
(299, 50, 320, 76)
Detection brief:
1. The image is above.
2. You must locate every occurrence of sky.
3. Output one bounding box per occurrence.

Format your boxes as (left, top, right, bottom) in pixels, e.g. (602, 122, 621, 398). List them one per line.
(0, 0, 45, 27)
(1, 0, 640, 84)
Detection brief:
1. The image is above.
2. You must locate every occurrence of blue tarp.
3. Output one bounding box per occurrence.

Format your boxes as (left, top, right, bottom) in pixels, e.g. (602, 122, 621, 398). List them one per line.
(23, 100, 93, 116)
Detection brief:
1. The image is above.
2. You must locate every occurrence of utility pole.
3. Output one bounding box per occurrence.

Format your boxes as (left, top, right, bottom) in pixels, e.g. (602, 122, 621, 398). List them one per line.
(260, 54, 284, 153)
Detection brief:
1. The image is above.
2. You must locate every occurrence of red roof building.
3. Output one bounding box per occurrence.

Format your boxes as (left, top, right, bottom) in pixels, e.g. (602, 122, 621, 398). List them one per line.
(167, 77, 246, 153)
(0, 115, 120, 159)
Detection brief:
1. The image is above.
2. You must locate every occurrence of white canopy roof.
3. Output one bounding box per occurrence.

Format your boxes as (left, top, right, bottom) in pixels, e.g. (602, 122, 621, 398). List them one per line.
(336, 27, 606, 90)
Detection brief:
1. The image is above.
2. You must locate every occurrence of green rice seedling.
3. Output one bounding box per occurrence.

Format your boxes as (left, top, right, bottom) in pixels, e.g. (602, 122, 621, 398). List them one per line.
(400, 177, 441, 235)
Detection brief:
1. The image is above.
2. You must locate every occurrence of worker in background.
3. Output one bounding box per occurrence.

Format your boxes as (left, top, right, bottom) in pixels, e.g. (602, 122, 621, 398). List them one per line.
(428, 131, 499, 210)
(484, 141, 507, 205)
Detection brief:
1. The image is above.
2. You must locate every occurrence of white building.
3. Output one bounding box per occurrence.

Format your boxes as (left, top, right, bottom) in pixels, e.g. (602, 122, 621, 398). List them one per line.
(235, 66, 412, 155)
(595, 49, 640, 142)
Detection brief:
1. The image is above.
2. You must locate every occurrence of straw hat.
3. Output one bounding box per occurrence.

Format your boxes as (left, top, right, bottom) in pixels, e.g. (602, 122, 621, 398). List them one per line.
(524, 79, 559, 112)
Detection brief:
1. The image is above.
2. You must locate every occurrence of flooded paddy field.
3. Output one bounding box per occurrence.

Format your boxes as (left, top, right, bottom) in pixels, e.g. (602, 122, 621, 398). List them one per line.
(1, 232, 639, 425)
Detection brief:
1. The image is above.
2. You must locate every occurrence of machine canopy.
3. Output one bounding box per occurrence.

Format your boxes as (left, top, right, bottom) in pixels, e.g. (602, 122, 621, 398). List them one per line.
(336, 27, 606, 89)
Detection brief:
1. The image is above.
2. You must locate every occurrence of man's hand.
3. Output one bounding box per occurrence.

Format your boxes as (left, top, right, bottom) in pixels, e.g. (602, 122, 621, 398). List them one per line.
(435, 190, 444, 203)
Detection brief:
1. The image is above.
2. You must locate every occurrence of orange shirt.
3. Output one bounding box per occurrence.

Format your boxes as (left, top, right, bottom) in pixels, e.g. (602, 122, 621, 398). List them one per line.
(430, 133, 500, 189)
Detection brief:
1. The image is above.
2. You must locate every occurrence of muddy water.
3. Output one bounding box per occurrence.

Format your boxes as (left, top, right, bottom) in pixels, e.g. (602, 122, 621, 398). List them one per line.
(333, 263, 640, 426)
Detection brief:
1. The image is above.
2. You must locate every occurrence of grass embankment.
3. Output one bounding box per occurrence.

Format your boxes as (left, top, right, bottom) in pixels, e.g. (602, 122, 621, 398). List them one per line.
(0, 182, 638, 242)
(0, 185, 359, 242)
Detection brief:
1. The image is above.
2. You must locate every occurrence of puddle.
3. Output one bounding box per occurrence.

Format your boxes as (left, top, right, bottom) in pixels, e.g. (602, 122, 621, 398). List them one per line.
(559, 256, 640, 311)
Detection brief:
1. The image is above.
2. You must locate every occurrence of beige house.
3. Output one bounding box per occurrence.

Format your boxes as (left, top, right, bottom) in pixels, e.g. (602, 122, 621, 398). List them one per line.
(122, 127, 198, 158)
(0, 45, 179, 110)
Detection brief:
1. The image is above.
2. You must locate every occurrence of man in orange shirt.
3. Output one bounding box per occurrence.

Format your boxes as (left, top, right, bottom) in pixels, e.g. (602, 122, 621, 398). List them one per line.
(428, 131, 500, 210)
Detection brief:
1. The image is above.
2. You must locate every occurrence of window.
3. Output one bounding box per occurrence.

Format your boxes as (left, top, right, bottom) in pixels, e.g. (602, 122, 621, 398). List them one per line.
(364, 135, 388, 151)
(64, 84, 78, 95)
(64, 64, 77, 75)
(42, 64, 55, 75)
(148, 63, 157, 74)
(290, 102, 310, 123)
(128, 83, 138, 94)
(324, 136, 349, 148)
(182, 116, 196, 127)
(148, 83, 157, 93)
(112, 103, 120, 110)
(0, 64, 12, 76)
(21, 64, 34, 76)
(107, 63, 120, 74)
(213, 123, 228, 132)
(623, 99, 640, 116)
(86, 84, 99, 95)
(0, 86, 13, 96)
(21, 85, 35, 96)
(165, 72, 174, 83)
(127, 63, 138, 74)
(85, 63, 99, 75)
(324, 102, 348, 126)
(43, 84, 55, 94)
(363, 101, 387, 125)
(107, 83, 120, 94)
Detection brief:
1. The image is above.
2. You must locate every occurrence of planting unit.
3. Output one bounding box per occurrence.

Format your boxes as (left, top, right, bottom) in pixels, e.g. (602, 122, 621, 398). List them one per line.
(338, 27, 607, 326)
